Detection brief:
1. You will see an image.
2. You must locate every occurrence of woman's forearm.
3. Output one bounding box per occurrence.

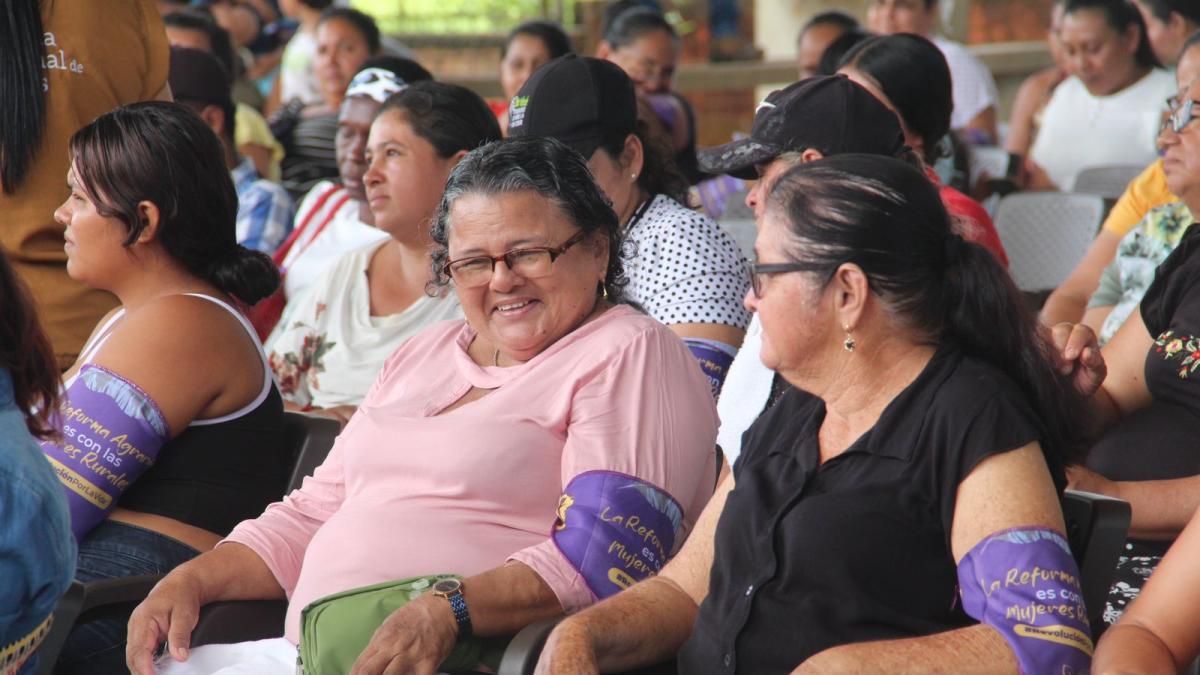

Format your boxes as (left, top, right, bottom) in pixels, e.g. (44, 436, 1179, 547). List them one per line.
(460, 562, 566, 636)
(177, 542, 285, 604)
(795, 624, 1017, 674)
(1093, 624, 1180, 674)
(1114, 475, 1200, 540)
(571, 576, 700, 672)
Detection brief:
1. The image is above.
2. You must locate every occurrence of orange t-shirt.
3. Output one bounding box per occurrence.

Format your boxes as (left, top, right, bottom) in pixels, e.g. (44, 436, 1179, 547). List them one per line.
(1, 0, 168, 367)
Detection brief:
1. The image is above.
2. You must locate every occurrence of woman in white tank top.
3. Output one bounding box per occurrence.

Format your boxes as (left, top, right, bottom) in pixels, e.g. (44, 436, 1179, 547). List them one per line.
(48, 102, 288, 675)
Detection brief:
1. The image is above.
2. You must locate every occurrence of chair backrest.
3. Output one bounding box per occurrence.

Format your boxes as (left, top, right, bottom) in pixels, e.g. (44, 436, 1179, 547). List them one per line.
(282, 411, 342, 493)
(1071, 165, 1143, 200)
(1061, 489, 1132, 635)
(968, 145, 1013, 192)
(994, 192, 1106, 292)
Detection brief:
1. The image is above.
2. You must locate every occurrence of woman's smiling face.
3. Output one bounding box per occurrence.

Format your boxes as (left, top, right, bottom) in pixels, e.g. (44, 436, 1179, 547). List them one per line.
(446, 189, 609, 362)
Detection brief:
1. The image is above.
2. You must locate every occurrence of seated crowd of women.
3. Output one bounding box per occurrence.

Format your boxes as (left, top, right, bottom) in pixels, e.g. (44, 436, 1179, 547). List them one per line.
(11, 3, 1200, 675)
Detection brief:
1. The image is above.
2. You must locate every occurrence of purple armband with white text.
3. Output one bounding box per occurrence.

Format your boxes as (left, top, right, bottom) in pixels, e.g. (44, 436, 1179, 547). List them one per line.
(957, 528, 1092, 675)
(683, 338, 737, 398)
(552, 471, 684, 600)
(40, 366, 169, 541)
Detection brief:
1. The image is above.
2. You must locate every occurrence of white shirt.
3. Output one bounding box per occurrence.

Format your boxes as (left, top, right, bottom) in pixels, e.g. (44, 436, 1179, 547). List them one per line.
(267, 242, 463, 409)
(1030, 70, 1175, 190)
(933, 37, 999, 131)
(715, 314, 772, 465)
(282, 181, 390, 300)
(624, 194, 752, 329)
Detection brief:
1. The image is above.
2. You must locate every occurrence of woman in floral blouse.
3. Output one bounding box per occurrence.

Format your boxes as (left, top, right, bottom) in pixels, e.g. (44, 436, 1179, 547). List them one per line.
(1053, 70, 1200, 625)
(266, 82, 500, 423)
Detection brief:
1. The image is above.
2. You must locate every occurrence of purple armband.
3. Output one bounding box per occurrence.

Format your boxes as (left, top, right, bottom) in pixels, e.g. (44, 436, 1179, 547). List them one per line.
(40, 366, 169, 541)
(683, 338, 737, 398)
(957, 528, 1092, 675)
(552, 471, 684, 600)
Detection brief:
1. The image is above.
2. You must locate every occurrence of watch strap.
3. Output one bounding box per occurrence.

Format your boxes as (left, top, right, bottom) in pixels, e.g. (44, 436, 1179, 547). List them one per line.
(446, 590, 472, 638)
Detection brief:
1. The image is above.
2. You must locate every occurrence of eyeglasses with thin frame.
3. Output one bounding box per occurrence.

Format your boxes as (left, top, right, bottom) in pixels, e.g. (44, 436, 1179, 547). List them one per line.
(443, 230, 589, 288)
(1165, 99, 1200, 134)
(749, 261, 818, 298)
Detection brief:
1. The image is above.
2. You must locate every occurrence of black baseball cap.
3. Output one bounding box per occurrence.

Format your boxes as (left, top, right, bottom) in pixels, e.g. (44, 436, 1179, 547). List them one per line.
(168, 46, 233, 111)
(507, 55, 638, 159)
(698, 75, 906, 180)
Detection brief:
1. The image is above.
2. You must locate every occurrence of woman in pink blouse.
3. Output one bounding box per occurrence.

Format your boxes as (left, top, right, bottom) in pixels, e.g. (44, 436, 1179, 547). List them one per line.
(126, 137, 719, 675)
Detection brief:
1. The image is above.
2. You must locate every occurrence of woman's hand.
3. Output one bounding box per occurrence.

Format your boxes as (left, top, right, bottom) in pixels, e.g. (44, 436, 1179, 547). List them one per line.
(535, 620, 600, 675)
(348, 594, 458, 675)
(1049, 322, 1107, 397)
(1066, 465, 1122, 499)
(125, 572, 205, 675)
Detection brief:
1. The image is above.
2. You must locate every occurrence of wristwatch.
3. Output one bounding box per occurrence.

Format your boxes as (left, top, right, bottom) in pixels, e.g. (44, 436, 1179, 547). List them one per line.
(431, 578, 473, 638)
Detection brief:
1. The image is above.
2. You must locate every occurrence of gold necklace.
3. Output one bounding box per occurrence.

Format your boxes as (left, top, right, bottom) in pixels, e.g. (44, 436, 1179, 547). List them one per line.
(493, 349, 500, 367)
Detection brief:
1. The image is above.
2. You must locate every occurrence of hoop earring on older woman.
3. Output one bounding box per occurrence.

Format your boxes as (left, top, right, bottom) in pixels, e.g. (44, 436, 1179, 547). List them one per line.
(843, 325, 856, 352)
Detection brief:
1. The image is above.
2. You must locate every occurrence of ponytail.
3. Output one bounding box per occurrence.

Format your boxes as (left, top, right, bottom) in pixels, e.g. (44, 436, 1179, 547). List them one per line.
(1, 0, 47, 193)
(205, 247, 280, 306)
(942, 237, 1088, 465)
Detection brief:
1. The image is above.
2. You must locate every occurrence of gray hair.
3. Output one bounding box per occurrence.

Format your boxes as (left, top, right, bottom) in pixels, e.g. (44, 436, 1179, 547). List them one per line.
(429, 137, 629, 303)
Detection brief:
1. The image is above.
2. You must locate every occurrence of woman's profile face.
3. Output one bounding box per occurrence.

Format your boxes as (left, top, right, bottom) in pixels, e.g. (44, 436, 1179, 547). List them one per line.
(744, 208, 830, 379)
(447, 189, 609, 363)
(362, 109, 458, 243)
(316, 18, 373, 106)
(501, 34, 553, 101)
(1059, 8, 1140, 96)
(54, 164, 135, 288)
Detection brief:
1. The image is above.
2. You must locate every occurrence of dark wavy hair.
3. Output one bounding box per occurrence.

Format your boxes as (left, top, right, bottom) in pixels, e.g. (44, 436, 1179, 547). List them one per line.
(1137, 0, 1200, 25)
(1064, 0, 1161, 68)
(375, 81, 502, 160)
(766, 154, 1088, 467)
(502, 20, 573, 60)
(69, 102, 279, 305)
(317, 7, 381, 54)
(604, 6, 679, 48)
(0, 249, 60, 439)
(840, 34, 953, 165)
(0, 0, 46, 193)
(430, 137, 629, 303)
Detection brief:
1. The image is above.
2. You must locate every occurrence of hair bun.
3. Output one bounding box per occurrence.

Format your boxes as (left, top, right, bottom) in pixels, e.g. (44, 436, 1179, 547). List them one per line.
(205, 246, 280, 305)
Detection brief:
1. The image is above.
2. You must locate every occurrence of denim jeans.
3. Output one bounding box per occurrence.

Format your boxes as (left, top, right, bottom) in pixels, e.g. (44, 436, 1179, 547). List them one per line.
(54, 521, 199, 675)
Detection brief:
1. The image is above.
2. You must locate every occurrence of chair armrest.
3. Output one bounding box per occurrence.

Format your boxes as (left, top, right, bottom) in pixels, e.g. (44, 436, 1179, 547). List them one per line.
(497, 617, 563, 675)
(36, 574, 166, 675)
(190, 600, 288, 648)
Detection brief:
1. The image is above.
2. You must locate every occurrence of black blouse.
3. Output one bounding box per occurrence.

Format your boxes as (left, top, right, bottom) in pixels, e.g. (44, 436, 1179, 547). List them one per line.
(1088, 227, 1200, 487)
(677, 347, 1051, 674)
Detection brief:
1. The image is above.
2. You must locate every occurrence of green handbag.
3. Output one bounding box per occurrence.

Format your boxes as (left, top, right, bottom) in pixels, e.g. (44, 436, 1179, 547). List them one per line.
(297, 574, 507, 675)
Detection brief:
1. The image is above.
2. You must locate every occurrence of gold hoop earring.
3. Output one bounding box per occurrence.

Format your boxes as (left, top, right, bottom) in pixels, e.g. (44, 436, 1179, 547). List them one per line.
(843, 325, 856, 353)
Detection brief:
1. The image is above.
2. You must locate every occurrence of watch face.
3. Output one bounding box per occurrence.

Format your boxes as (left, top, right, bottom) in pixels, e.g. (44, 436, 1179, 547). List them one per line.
(432, 579, 462, 595)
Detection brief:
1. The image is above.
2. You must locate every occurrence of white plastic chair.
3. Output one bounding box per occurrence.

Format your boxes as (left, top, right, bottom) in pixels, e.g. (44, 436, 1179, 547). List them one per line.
(968, 145, 1012, 191)
(1071, 165, 1144, 200)
(994, 192, 1106, 292)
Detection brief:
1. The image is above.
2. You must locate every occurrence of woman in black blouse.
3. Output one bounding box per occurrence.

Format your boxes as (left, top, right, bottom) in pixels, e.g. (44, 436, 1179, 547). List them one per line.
(534, 154, 1089, 674)
(1052, 74, 1200, 628)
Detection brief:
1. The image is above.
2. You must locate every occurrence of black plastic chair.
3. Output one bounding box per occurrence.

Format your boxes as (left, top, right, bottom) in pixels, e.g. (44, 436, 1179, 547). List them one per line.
(1061, 489, 1132, 636)
(35, 411, 341, 673)
(495, 490, 1133, 674)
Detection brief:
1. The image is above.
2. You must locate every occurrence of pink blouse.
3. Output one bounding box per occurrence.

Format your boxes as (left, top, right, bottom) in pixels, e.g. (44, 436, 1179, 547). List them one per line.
(223, 305, 719, 643)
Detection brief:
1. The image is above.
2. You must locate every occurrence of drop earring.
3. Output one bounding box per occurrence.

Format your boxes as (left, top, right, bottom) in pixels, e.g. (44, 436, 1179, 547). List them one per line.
(843, 325, 856, 352)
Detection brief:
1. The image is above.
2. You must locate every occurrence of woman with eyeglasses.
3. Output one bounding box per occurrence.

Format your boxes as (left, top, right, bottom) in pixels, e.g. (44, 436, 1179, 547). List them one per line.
(265, 81, 493, 424)
(126, 136, 718, 675)
(1049, 46, 1200, 629)
(535, 154, 1092, 674)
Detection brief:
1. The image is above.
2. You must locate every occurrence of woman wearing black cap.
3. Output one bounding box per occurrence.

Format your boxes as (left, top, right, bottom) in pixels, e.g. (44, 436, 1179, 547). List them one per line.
(509, 55, 751, 396)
